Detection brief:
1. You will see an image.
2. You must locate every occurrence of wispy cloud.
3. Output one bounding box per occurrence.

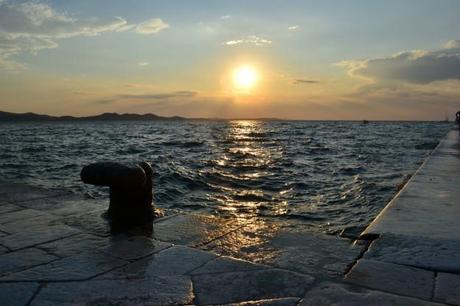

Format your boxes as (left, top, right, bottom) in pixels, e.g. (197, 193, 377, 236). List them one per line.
(223, 35, 272, 46)
(119, 91, 198, 100)
(288, 25, 300, 31)
(138, 62, 150, 67)
(293, 79, 319, 85)
(135, 18, 169, 34)
(0, 1, 169, 71)
(220, 15, 231, 20)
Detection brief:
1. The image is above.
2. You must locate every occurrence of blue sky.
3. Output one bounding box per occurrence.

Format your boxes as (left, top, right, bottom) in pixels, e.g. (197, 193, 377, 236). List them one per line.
(1, 0, 460, 119)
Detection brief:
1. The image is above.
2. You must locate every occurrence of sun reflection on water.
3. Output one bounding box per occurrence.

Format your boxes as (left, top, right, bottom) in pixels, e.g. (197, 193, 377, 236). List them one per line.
(209, 120, 289, 220)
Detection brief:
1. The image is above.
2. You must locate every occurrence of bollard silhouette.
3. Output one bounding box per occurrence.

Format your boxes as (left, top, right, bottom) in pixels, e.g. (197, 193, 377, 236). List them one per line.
(80, 161, 154, 226)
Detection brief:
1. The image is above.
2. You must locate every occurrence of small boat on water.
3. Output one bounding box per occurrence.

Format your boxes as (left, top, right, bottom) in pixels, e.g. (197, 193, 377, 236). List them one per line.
(362, 120, 370, 124)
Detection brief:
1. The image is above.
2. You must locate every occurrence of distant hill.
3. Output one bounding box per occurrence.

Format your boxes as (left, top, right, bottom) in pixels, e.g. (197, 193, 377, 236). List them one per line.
(0, 111, 186, 122)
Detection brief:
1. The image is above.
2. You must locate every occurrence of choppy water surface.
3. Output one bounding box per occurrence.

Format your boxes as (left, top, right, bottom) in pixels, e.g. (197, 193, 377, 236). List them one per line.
(0, 120, 451, 234)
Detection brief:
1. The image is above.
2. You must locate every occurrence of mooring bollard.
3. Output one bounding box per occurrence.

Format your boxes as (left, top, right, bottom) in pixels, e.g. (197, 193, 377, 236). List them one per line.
(80, 161, 154, 225)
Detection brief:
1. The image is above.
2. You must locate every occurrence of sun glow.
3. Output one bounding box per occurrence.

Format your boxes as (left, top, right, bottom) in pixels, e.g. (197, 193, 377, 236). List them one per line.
(233, 65, 258, 91)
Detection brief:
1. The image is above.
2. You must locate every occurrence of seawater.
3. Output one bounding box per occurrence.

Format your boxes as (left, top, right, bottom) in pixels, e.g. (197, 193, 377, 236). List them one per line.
(0, 120, 451, 234)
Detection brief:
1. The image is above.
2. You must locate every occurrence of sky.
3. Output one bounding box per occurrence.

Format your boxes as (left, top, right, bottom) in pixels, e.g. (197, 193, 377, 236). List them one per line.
(1, 0, 460, 120)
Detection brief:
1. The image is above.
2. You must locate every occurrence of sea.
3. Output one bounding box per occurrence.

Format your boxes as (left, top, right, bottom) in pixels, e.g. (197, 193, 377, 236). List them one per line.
(0, 120, 452, 235)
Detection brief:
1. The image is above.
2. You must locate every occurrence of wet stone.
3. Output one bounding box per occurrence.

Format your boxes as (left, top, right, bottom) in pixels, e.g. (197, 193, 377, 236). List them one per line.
(434, 272, 460, 305)
(204, 222, 362, 278)
(36, 233, 109, 258)
(2, 250, 127, 281)
(364, 234, 460, 273)
(0, 282, 40, 306)
(190, 255, 269, 275)
(61, 210, 111, 237)
(192, 268, 314, 305)
(345, 259, 434, 300)
(0, 224, 80, 250)
(0, 248, 57, 276)
(99, 245, 216, 280)
(15, 194, 85, 211)
(0, 209, 51, 225)
(299, 282, 443, 306)
(1, 186, 69, 204)
(222, 297, 300, 306)
(99, 235, 172, 260)
(31, 276, 193, 306)
(153, 214, 242, 247)
(0, 204, 23, 215)
(46, 198, 107, 217)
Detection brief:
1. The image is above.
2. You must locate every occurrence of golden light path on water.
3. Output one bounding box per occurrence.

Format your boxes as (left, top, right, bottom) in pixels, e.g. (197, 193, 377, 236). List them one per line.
(205, 120, 289, 221)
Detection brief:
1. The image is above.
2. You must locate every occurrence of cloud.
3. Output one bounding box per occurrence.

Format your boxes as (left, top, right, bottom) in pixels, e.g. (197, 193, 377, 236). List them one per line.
(288, 25, 300, 31)
(337, 40, 460, 84)
(293, 79, 319, 85)
(220, 15, 231, 20)
(119, 91, 198, 100)
(138, 62, 150, 67)
(135, 18, 169, 34)
(0, 1, 168, 71)
(224, 35, 272, 46)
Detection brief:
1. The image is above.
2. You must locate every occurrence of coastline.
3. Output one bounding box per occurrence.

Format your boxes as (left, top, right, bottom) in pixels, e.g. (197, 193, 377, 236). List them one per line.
(0, 129, 458, 305)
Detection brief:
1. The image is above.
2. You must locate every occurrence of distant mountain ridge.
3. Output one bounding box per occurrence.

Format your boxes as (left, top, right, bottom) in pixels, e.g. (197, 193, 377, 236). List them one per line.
(0, 111, 186, 122)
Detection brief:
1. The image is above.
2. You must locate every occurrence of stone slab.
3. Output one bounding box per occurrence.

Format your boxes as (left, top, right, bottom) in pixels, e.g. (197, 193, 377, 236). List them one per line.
(36, 233, 109, 258)
(61, 209, 111, 237)
(362, 130, 460, 240)
(2, 251, 127, 281)
(46, 198, 107, 217)
(299, 282, 444, 306)
(192, 268, 314, 305)
(99, 245, 216, 279)
(204, 221, 362, 278)
(152, 213, 243, 247)
(31, 276, 193, 306)
(0, 248, 57, 276)
(12, 194, 83, 211)
(190, 256, 269, 275)
(222, 297, 300, 306)
(99, 235, 172, 260)
(0, 209, 51, 225)
(345, 259, 434, 300)
(0, 204, 23, 215)
(0, 185, 69, 204)
(0, 282, 40, 306)
(0, 224, 80, 250)
(365, 234, 460, 273)
(434, 272, 460, 305)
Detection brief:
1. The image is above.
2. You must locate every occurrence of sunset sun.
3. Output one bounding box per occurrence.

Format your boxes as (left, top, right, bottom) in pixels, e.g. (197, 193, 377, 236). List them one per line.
(233, 65, 259, 91)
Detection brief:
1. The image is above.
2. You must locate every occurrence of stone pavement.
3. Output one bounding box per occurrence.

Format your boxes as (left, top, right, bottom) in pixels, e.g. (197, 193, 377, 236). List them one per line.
(0, 130, 458, 305)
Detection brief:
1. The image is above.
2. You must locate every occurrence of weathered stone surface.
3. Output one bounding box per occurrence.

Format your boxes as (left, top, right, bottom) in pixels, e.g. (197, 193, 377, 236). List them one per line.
(362, 130, 460, 240)
(0, 204, 23, 215)
(0, 282, 40, 306)
(190, 256, 269, 275)
(365, 234, 460, 273)
(193, 268, 314, 305)
(0, 248, 57, 276)
(2, 251, 127, 281)
(0, 209, 51, 225)
(0, 224, 80, 250)
(36, 233, 108, 257)
(345, 259, 434, 300)
(14, 194, 85, 211)
(222, 297, 300, 306)
(99, 235, 171, 260)
(99, 245, 216, 279)
(31, 276, 193, 306)
(46, 198, 106, 217)
(434, 272, 460, 305)
(61, 210, 111, 237)
(0, 185, 68, 204)
(153, 213, 242, 247)
(204, 221, 362, 278)
(299, 282, 444, 306)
